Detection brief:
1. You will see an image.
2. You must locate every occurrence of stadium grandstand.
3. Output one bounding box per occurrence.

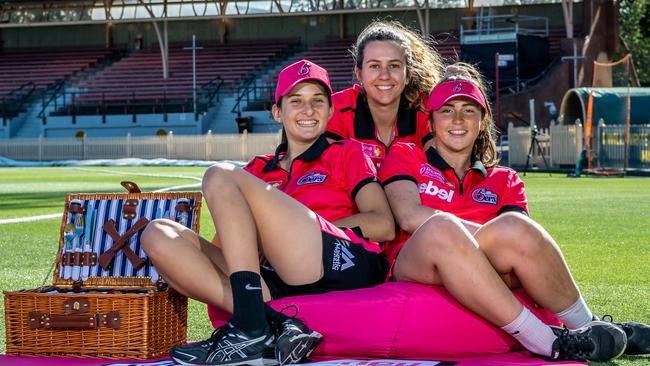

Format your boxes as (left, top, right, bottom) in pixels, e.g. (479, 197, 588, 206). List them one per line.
(2, 0, 645, 172)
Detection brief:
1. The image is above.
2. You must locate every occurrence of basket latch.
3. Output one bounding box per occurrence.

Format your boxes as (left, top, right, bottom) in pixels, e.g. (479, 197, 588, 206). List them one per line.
(63, 298, 90, 314)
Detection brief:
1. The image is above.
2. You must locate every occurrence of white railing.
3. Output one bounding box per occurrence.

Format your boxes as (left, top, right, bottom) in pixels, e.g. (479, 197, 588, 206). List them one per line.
(507, 123, 550, 168)
(0, 131, 282, 162)
(550, 121, 583, 167)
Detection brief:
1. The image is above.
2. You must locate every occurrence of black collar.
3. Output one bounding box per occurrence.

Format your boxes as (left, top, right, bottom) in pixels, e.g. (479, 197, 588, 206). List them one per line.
(352, 93, 418, 140)
(263, 134, 331, 172)
(424, 147, 488, 178)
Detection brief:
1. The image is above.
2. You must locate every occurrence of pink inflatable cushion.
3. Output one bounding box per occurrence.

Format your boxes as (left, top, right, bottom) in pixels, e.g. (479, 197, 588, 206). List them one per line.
(208, 281, 561, 359)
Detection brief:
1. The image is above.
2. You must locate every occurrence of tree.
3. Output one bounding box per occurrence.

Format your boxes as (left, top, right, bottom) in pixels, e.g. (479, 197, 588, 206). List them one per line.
(619, 0, 650, 86)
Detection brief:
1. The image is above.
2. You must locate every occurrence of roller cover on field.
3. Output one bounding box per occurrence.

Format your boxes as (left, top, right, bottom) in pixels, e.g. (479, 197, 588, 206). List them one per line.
(208, 281, 562, 359)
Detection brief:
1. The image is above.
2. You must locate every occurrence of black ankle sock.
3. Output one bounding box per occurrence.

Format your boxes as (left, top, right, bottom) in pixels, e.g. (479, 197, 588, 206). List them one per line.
(265, 304, 289, 325)
(229, 271, 267, 333)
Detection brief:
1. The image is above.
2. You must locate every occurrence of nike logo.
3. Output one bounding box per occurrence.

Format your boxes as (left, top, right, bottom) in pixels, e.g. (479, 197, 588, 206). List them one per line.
(245, 284, 262, 291)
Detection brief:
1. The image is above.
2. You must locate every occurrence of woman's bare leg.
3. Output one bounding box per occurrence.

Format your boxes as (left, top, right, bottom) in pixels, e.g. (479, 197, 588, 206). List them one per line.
(201, 162, 325, 284)
(141, 219, 272, 313)
(475, 212, 591, 327)
(393, 212, 522, 326)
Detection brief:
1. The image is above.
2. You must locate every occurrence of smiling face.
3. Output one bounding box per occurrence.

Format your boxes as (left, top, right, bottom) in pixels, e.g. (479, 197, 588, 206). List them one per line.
(355, 40, 408, 109)
(430, 97, 483, 158)
(272, 81, 332, 144)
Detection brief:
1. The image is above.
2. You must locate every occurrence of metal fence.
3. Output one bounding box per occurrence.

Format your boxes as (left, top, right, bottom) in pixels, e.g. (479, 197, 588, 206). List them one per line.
(599, 124, 650, 170)
(509, 121, 650, 171)
(0, 131, 282, 162)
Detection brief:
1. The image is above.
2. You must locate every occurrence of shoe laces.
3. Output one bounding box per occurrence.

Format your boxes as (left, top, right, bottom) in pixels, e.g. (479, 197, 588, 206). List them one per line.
(205, 324, 229, 352)
(280, 304, 299, 318)
(557, 327, 595, 359)
(274, 305, 301, 336)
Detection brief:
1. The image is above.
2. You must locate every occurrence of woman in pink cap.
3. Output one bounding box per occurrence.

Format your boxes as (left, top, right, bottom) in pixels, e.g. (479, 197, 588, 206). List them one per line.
(142, 59, 393, 366)
(378, 63, 642, 363)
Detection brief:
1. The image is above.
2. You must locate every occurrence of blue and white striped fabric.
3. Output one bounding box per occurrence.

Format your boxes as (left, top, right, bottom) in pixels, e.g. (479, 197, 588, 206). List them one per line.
(59, 197, 197, 279)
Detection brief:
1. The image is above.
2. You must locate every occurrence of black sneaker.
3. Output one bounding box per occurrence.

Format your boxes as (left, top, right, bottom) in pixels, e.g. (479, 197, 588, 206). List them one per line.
(549, 320, 627, 362)
(170, 329, 220, 364)
(600, 315, 650, 355)
(170, 322, 277, 365)
(274, 317, 323, 364)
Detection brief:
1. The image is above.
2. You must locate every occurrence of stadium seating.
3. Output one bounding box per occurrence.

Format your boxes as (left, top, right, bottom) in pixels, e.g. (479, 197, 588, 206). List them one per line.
(0, 47, 116, 122)
(66, 39, 300, 115)
(0, 47, 115, 98)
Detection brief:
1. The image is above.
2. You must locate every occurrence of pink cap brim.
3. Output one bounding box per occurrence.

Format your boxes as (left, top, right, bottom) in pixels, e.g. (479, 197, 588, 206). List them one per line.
(275, 60, 332, 104)
(428, 80, 487, 112)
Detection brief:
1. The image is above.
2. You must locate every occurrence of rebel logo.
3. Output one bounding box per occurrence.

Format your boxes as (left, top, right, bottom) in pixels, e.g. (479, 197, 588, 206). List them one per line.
(419, 181, 454, 202)
(297, 172, 327, 185)
(472, 187, 498, 205)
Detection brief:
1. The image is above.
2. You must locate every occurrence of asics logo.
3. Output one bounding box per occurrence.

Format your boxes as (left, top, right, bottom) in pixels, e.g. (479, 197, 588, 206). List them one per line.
(206, 335, 266, 363)
(419, 181, 454, 202)
(245, 284, 262, 291)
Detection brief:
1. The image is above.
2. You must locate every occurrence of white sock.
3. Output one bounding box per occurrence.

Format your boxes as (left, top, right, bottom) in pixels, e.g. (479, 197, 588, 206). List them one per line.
(502, 307, 558, 357)
(556, 296, 593, 329)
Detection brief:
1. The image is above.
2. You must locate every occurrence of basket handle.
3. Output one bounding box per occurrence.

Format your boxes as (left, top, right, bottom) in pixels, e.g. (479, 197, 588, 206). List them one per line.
(28, 311, 120, 329)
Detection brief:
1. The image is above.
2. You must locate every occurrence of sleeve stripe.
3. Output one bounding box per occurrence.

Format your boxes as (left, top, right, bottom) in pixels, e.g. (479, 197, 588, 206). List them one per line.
(498, 205, 528, 216)
(351, 176, 377, 201)
(381, 175, 416, 187)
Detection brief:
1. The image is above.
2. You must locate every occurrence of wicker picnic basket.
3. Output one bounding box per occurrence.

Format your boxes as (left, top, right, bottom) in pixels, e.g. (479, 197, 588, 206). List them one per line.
(3, 181, 201, 359)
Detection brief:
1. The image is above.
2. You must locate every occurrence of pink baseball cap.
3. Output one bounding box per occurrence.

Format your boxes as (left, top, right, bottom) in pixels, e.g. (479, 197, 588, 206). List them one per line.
(427, 80, 487, 112)
(275, 59, 332, 104)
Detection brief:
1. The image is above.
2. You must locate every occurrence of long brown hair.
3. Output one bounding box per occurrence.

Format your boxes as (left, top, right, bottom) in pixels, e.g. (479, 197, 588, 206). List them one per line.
(351, 20, 444, 111)
(432, 63, 498, 167)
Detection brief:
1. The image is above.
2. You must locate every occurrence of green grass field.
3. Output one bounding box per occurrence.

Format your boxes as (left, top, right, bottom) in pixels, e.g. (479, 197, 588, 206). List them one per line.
(1, 167, 649, 365)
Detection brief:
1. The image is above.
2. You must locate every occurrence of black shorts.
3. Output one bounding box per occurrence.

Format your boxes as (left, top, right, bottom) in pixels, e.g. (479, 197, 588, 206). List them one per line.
(260, 228, 388, 299)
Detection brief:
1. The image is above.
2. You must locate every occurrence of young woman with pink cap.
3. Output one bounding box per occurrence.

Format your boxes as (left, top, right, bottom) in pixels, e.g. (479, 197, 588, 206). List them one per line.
(378, 63, 650, 362)
(141, 59, 393, 366)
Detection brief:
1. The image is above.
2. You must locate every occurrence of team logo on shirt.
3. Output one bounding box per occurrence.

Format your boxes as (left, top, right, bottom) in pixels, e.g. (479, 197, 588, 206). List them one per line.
(297, 172, 328, 185)
(361, 143, 382, 158)
(332, 239, 355, 271)
(472, 187, 498, 205)
(419, 181, 454, 203)
(419, 164, 453, 188)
